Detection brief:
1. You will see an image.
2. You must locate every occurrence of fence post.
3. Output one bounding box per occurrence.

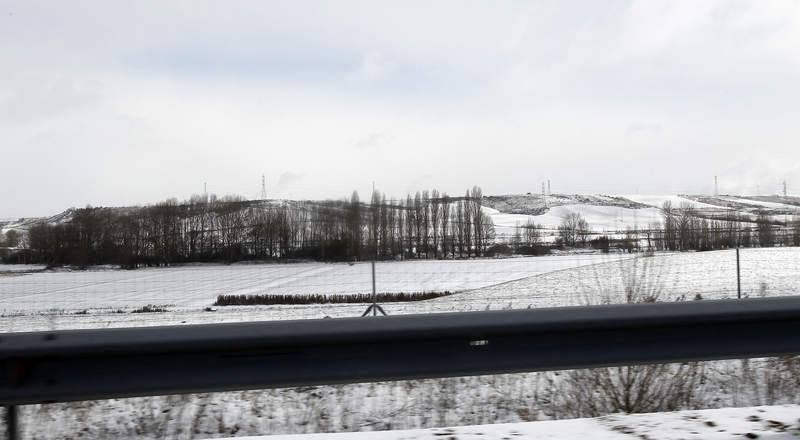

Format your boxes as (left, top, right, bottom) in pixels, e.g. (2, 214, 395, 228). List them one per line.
(736, 247, 741, 299)
(371, 260, 377, 316)
(5, 405, 18, 440)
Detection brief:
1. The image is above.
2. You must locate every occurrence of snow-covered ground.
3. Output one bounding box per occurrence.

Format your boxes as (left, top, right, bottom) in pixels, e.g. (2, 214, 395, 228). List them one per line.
(486, 204, 664, 239)
(4, 249, 800, 439)
(484, 193, 800, 242)
(620, 194, 721, 211)
(0, 264, 46, 273)
(717, 196, 797, 210)
(241, 405, 800, 440)
(1, 248, 797, 333)
(0, 255, 621, 315)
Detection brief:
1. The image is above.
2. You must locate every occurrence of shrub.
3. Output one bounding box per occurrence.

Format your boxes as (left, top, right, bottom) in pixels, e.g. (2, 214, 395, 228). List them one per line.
(213, 291, 457, 306)
(131, 304, 169, 313)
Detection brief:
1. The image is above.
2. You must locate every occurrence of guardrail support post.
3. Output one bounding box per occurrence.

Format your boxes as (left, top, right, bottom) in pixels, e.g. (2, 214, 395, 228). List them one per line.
(5, 405, 18, 440)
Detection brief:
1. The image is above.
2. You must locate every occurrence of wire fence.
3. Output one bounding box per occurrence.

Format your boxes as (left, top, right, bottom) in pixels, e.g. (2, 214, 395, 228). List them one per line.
(0, 247, 798, 333)
(2, 247, 800, 439)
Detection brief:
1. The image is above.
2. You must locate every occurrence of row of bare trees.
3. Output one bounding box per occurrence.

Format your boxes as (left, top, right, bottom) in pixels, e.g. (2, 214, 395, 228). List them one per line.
(23, 187, 494, 267)
(515, 203, 798, 254)
(655, 201, 795, 251)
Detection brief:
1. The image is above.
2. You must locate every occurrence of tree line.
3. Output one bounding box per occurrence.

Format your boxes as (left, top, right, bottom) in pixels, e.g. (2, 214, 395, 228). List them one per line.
(524, 200, 800, 254)
(9, 191, 800, 267)
(20, 186, 495, 267)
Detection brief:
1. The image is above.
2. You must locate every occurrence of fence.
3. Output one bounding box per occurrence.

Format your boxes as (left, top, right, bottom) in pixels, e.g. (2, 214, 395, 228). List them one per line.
(0, 248, 799, 332)
(1, 248, 800, 438)
(3, 296, 800, 439)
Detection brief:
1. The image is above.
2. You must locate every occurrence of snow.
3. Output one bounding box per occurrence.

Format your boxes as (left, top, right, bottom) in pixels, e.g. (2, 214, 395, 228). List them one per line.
(233, 418, 629, 440)
(532, 204, 663, 231)
(1, 248, 797, 333)
(718, 196, 800, 211)
(0, 255, 618, 313)
(487, 204, 664, 240)
(3, 249, 800, 438)
(620, 194, 720, 210)
(0, 264, 46, 273)
(233, 405, 800, 440)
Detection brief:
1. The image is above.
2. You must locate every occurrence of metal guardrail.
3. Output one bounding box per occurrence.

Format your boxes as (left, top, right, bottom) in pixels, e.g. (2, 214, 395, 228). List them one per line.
(2, 296, 800, 437)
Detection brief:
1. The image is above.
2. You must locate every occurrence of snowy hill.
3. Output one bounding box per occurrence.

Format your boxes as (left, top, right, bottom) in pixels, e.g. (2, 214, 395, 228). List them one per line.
(483, 194, 800, 239)
(0, 208, 75, 235)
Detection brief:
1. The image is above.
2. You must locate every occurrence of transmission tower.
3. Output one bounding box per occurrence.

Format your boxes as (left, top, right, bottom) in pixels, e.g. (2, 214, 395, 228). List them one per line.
(542, 182, 547, 208)
(260, 174, 267, 200)
(714, 176, 718, 196)
(784, 180, 788, 197)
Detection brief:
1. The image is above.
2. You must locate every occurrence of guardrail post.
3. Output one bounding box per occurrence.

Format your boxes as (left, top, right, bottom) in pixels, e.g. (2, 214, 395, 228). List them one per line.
(5, 405, 18, 440)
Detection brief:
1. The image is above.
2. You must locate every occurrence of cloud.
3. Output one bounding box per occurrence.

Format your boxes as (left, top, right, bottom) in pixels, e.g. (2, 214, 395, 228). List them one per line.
(1, 1, 800, 216)
(354, 132, 392, 151)
(347, 53, 394, 83)
(625, 123, 663, 138)
(276, 172, 304, 191)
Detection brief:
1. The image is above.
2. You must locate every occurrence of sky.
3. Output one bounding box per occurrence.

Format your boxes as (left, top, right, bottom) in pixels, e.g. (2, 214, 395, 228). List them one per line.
(2, 0, 800, 218)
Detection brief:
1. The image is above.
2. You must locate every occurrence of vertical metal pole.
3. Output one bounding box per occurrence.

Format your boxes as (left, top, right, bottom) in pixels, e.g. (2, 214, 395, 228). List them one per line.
(6, 405, 18, 440)
(372, 181, 377, 317)
(371, 260, 377, 316)
(736, 247, 742, 299)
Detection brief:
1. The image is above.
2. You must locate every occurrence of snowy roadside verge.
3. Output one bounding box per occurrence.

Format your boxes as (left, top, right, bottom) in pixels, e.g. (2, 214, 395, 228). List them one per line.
(232, 404, 800, 440)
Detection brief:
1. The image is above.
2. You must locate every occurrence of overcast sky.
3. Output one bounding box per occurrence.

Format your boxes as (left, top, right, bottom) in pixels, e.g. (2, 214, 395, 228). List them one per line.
(2, 1, 800, 217)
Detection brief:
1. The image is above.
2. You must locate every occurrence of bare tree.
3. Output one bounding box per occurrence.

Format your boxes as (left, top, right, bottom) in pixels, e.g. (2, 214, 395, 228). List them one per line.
(471, 186, 484, 256)
(661, 201, 676, 251)
(676, 202, 696, 250)
(430, 189, 440, 258)
(793, 219, 800, 247)
(558, 212, 589, 247)
(455, 200, 466, 258)
(565, 255, 703, 417)
(370, 189, 381, 257)
(522, 219, 542, 250)
(757, 211, 775, 247)
(440, 193, 451, 259)
(347, 191, 362, 260)
(463, 189, 473, 257)
(421, 190, 431, 257)
(413, 192, 423, 258)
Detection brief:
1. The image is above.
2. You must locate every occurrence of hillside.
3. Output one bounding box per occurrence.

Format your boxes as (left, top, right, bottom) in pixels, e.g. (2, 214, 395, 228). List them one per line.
(483, 193, 800, 239)
(3, 194, 798, 244)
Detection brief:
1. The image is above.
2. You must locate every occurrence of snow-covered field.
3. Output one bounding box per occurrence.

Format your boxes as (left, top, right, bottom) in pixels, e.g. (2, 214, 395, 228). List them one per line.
(242, 404, 800, 440)
(0, 255, 622, 315)
(1, 248, 797, 333)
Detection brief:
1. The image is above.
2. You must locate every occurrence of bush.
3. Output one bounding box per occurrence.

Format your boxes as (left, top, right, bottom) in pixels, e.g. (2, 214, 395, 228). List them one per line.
(131, 304, 169, 313)
(485, 243, 513, 257)
(590, 236, 610, 253)
(515, 245, 550, 256)
(214, 291, 457, 306)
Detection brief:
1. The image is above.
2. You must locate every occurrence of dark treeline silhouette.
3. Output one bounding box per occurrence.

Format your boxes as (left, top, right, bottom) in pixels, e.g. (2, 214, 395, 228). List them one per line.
(24, 186, 495, 267)
(14, 190, 800, 267)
